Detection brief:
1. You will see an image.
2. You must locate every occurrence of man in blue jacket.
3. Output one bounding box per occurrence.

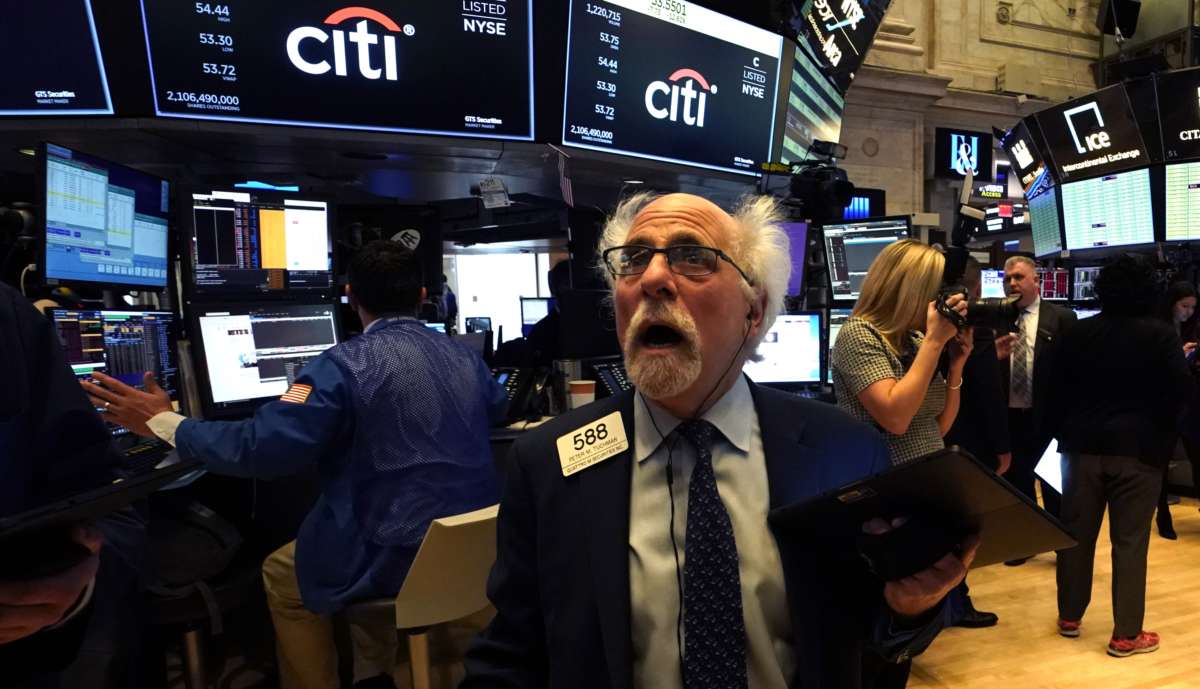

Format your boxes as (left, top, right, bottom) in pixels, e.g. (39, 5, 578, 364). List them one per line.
(86, 241, 506, 689)
(462, 193, 976, 689)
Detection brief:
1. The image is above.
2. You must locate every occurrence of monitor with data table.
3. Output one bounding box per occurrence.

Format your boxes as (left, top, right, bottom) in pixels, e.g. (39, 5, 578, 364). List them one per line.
(50, 308, 179, 438)
(1028, 185, 1063, 258)
(1164, 161, 1200, 242)
(41, 144, 171, 289)
(1073, 266, 1101, 302)
(189, 191, 332, 295)
(743, 312, 822, 386)
(1060, 169, 1154, 251)
(192, 301, 339, 416)
(823, 216, 911, 302)
(1038, 268, 1070, 301)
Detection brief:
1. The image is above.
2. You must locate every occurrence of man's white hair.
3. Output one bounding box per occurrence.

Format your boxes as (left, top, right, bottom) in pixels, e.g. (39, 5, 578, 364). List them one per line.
(596, 193, 792, 359)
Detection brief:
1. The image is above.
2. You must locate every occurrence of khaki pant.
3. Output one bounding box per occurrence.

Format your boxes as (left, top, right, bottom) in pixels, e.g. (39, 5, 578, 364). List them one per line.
(262, 542, 399, 689)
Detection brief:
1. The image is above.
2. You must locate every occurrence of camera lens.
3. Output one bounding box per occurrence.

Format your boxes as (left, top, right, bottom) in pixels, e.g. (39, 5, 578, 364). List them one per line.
(966, 297, 1021, 331)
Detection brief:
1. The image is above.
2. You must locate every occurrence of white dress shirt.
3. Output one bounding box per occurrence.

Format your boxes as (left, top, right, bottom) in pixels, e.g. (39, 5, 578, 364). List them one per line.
(1009, 296, 1040, 409)
(628, 376, 795, 689)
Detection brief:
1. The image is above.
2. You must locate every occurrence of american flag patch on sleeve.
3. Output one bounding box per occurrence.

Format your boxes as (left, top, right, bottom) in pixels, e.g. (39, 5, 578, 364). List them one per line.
(280, 384, 313, 404)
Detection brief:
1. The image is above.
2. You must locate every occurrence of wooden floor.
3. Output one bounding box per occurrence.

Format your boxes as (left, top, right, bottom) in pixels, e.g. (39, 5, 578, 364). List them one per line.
(909, 498, 1200, 689)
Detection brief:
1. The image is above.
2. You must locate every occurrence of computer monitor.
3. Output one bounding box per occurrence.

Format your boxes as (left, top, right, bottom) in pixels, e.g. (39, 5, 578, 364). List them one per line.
(1029, 185, 1063, 258)
(743, 313, 822, 386)
(1165, 161, 1200, 242)
(40, 143, 171, 289)
(424, 322, 447, 334)
(188, 191, 332, 295)
(822, 217, 912, 302)
(521, 297, 551, 325)
(192, 301, 339, 416)
(827, 308, 853, 384)
(980, 270, 1006, 299)
(1073, 307, 1100, 320)
(1073, 266, 1101, 302)
(1061, 168, 1155, 251)
(1038, 267, 1070, 301)
(50, 308, 179, 440)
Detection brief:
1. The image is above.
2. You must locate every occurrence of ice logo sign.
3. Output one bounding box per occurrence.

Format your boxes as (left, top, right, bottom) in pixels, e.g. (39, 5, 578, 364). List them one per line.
(950, 133, 980, 176)
(1063, 101, 1111, 154)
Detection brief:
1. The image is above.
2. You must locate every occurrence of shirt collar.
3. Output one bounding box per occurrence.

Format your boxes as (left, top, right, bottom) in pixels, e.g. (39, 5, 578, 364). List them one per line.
(364, 315, 420, 334)
(633, 374, 753, 463)
(1025, 296, 1041, 315)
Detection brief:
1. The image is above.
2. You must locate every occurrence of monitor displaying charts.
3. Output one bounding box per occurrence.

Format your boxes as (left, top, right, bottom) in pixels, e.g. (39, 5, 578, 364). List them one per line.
(1038, 267, 1070, 301)
(1061, 168, 1154, 251)
(822, 216, 911, 302)
(742, 313, 822, 385)
(826, 307, 852, 384)
(1164, 161, 1200, 241)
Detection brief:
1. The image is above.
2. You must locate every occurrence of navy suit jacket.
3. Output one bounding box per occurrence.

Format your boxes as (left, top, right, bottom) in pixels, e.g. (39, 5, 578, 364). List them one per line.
(462, 383, 946, 689)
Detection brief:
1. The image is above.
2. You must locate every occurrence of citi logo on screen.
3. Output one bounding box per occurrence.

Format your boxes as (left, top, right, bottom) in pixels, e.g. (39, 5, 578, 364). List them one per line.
(644, 69, 716, 127)
(949, 133, 979, 176)
(1063, 102, 1111, 154)
(286, 7, 416, 81)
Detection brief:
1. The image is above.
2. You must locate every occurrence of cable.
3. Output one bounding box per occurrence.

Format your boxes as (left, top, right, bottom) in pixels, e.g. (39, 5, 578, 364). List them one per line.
(19, 263, 34, 297)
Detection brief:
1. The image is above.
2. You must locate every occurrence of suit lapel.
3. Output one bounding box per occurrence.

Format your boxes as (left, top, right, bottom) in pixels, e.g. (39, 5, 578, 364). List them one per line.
(751, 383, 811, 510)
(579, 390, 636, 689)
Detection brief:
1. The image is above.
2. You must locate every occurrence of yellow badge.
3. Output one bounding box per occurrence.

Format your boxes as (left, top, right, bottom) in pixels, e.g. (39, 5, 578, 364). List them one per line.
(556, 411, 629, 477)
(280, 383, 313, 404)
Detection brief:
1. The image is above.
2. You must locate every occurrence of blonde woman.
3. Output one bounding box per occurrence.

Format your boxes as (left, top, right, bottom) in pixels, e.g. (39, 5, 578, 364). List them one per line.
(831, 239, 974, 689)
(831, 239, 972, 464)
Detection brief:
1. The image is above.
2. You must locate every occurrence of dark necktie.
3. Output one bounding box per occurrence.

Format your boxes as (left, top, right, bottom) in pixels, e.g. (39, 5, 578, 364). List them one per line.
(1012, 310, 1032, 407)
(678, 419, 748, 689)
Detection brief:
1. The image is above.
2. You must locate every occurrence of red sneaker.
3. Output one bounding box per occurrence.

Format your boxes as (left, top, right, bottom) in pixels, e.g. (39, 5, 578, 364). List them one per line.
(1057, 619, 1082, 638)
(1107, 631, 1160, 657)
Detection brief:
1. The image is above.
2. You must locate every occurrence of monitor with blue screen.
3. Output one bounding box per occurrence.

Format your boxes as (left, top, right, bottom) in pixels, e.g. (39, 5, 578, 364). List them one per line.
(41, 143, 171, 289)
(981, 270, 1006, 299)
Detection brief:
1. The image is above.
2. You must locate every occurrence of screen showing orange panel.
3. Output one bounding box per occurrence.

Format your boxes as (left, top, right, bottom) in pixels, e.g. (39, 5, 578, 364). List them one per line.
(259, 208, 287, 270)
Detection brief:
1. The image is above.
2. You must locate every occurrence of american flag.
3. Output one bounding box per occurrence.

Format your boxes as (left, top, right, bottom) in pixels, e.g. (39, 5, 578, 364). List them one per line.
(280, 383, 313, 404)
(556, 147, 575, 208)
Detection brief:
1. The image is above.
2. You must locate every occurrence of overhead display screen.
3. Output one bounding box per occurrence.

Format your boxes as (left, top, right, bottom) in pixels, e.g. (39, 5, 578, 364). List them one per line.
(1036, 84, 1148, 182)
(1028, 185, 1062, 258)
(561, 0, 783, 176)
(1157, 67, 1200, 162)
(780, 43, 844, 164)
(787, 0, 893, 94)
(934, 128, 994, 181)
(1061, 168, 1154, 251)
(0, 0, 112, 115)
(1165, 161, 1200, 241)
(1001, 119, 1051, 195)
(140, 0, 534, 140)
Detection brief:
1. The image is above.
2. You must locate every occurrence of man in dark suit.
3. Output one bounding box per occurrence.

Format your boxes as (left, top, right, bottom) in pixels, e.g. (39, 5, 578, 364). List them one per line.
(996, 256, 1076, 564)
(462, 193, 978, 689)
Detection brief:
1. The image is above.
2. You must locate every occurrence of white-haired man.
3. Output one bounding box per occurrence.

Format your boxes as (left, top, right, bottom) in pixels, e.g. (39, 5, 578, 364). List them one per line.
(996, 255, 1076, 566)
(462, 193, 975, 689)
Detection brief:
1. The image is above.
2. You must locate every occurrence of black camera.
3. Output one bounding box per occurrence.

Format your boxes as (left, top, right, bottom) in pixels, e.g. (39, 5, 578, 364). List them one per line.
(936, 286, 1021, 332)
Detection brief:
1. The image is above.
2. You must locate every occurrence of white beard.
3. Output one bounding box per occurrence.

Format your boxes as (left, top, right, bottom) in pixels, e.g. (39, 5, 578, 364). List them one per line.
(622, 300, 702, 400)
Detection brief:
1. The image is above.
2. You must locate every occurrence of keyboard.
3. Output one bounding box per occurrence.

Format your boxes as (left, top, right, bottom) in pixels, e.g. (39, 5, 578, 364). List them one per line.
(122, 440, 172, 475)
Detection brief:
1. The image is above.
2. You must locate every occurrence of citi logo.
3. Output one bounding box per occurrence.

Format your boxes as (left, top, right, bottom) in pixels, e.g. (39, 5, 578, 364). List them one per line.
(644, 69, 716, 127)
(286, 7, 416, 81)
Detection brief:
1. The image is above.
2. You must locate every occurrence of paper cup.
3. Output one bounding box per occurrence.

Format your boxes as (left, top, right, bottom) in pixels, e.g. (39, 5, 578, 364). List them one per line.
(568, 380, 596, 409)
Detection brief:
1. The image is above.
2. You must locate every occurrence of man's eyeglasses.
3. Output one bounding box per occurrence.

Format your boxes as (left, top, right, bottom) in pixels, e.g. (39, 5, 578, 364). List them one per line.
(602, 245, 752, 284)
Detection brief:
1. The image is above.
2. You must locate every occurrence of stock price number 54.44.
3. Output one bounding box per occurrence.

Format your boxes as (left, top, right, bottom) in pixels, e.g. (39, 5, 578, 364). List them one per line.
(195, 3, 230, 19)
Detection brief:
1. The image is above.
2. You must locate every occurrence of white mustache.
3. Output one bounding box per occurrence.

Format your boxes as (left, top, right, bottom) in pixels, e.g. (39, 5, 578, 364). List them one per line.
(625, 301, 698, 350)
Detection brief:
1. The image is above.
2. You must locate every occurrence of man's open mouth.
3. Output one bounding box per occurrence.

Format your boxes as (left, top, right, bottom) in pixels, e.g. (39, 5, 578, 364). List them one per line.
(639, 323, 685, 349)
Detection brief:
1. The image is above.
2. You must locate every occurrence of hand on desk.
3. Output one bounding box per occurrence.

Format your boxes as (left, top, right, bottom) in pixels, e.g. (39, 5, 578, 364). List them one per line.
(81, 371, 172, 438)
(0, 525, 102, 645)
(863, 518, 980, 621)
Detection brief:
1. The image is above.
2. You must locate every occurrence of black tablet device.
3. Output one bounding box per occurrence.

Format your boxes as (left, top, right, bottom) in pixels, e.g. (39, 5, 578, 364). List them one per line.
(768, 447, 1076, 572)
(0, 459, 202, 543)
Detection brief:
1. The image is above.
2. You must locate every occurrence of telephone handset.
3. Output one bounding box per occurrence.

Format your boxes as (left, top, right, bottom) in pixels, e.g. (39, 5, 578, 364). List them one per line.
(492, 367, 549, 424)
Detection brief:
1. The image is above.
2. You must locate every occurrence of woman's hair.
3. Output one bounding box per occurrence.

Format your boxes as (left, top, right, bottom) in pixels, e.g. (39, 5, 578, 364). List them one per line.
(852, 239, 945, 352)
(1095, 253, 1156, 317)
